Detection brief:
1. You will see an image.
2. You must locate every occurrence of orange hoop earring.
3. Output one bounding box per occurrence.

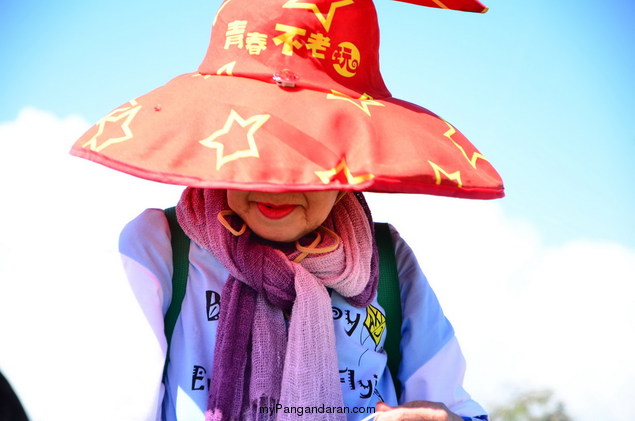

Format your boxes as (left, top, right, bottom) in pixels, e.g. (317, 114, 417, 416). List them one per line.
(217, 210, 247, 236)
(292, 230, 322, 263)
(294, 226, 341, 260)
(334, 191, 349, 205)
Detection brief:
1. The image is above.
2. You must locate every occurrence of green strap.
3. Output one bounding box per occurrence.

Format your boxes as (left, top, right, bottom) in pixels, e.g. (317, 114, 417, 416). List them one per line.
(374, 222, 403, 399)
(163, 206, 190, 377)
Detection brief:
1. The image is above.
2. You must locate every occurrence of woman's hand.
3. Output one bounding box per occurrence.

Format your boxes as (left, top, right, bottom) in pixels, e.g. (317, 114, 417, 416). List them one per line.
(374, 401, 464, 421)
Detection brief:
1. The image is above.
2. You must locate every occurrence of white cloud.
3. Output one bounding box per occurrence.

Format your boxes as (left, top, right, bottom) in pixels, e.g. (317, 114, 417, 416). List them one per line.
(1, 109, 633, 420)
(366, 193, 635, 421)
(0, 108, 183, 421)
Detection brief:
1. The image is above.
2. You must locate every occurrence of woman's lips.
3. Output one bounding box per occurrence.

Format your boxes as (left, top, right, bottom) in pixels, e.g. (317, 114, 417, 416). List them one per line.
(256, 202, 298, 220)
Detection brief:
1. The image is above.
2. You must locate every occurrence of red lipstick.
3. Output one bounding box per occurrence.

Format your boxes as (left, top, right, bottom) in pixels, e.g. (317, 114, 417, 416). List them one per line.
(256, 202, 297, 220)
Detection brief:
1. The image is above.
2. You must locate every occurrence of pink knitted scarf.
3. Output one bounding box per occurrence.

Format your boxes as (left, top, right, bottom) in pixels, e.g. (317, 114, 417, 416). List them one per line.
(175, 188, 378, 421)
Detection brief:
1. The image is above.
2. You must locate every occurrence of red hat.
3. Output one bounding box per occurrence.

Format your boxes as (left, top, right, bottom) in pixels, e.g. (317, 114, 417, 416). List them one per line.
(70, 0, 503, 199)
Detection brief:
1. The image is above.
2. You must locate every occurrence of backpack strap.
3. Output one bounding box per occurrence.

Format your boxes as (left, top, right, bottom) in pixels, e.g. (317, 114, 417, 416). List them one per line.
(163, 206, 190, 377)
(161, 211, 403, 398)
(374, 222, 403, 399)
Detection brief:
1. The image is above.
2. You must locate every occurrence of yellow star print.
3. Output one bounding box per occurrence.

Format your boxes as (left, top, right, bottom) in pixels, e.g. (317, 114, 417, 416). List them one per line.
(442, 121, 488, 169)
(326, 90, 384, 116)
(315, 157, 374, 185)
(283, 0, 354, 31)
(82, 100, 141, 152)
(199, 109, 271, 170)
(428, 160, 463, 188)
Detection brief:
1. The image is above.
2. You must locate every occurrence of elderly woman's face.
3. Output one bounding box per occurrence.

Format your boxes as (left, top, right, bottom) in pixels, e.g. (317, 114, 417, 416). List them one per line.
(226, 190, 340, 242)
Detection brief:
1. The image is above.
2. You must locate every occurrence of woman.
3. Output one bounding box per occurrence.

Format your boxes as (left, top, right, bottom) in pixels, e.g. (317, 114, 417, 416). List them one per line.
(71, 0, 503, 419)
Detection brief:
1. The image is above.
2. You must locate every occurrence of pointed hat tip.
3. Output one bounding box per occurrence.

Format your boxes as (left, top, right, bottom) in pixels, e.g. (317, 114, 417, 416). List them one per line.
(390, 0, 489, 13)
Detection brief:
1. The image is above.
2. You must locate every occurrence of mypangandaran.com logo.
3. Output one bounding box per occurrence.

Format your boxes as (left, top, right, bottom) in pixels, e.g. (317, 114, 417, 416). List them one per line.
(260, 403, 375, 417)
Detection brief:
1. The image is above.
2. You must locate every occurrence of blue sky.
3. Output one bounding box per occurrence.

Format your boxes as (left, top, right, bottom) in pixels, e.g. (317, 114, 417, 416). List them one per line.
(2, 0, 633, 247)
(1, 1, 635, 420)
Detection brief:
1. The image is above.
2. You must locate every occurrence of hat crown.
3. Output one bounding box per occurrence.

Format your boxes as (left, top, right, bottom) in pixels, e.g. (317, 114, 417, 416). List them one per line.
(198, 0, 391, 98)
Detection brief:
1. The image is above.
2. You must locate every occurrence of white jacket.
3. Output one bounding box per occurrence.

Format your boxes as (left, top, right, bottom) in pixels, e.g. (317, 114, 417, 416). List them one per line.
(119, 208, 487, 421)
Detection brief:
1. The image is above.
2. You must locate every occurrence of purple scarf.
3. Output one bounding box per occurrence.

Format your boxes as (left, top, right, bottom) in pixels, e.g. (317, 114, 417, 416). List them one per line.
(176, 188, 378, 420)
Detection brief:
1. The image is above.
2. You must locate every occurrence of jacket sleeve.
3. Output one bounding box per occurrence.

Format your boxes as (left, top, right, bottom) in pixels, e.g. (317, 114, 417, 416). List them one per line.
(391, 225, 488, 420)
(118, 208, 174, 421)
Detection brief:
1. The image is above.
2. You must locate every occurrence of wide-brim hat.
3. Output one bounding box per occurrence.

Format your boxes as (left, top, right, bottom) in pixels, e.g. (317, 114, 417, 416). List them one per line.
(70, 0, 503, 199)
